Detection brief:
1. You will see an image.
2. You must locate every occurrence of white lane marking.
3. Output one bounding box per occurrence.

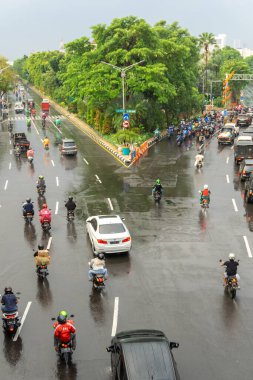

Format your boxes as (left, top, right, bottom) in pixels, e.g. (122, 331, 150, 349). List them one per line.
(232, 198, 238, 212)
(95, 174, 102, 184)
(13, 301, 32, 341)
(4, 180, 8, 190)
(8, 162, 11, 170)
(33, 121, 40, 135)
(111, 297, 119, 337)
(56, 177, 59, 187)
(9, 140, 11, 145)
(51, 160, 55, 167)
(10, 149, 12, 155)
(83, 157, 89, 165)
(47, 236, 53, 250)
(107, 198, 113, 211)
(243, 236, 252, 258)
(226, 174, 230, 184)
(226, 157, 229, 164)
(48, 117, 62, 134)
(231, 145, 234, 150)
(55, 201, 59, 215)
(40, 138, 43, 143)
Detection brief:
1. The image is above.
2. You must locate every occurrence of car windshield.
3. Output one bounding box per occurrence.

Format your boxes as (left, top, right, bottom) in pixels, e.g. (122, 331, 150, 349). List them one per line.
(99, 223, 126, 234)
(239, 115, 247, 119)
(245, 165, 253, 170)
(221, 128, 232, 133)
(64, 142, 76, 147)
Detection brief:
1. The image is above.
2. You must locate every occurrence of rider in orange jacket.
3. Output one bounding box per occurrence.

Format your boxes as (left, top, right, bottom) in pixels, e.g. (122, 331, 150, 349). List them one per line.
(53, 311, 76, 350)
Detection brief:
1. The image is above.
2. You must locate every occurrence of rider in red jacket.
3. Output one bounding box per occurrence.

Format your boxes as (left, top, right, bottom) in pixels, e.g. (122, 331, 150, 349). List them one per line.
(54, 312, 76, 350)
(39, 203, 51, 224)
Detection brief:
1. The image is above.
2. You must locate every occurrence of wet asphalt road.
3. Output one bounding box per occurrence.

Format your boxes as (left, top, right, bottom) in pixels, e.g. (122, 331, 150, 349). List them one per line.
(1, 93, 253, 379)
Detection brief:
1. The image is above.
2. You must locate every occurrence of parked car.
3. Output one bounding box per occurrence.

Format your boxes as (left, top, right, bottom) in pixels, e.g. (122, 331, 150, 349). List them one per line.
(107, 330, 180, 380)
(86, 215, 131, 255)
(239, 159, 253, 181)
(14, 102, 24, 114)
(244, 175, 253, 203)
(60, 139, 77, 156)
(237, 114, 251, 127)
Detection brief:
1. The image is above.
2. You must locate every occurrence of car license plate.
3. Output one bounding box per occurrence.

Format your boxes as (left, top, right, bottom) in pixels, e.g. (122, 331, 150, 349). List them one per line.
(110, 241, 119, 244)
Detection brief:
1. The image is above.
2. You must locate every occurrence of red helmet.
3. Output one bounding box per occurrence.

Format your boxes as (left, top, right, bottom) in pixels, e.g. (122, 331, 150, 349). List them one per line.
(42, 203, 47, 208)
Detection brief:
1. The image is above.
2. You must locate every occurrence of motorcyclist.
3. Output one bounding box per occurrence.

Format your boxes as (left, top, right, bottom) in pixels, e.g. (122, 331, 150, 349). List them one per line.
(42, 112, 47, 120)
(152, 179, 163, 196)
(31, 108, 36, 118)
(194, 151, 204, 167)
(199, 184, 210, 205)
(33, 244, 50, 272)
(26, 117, 31, 127)
(1, 287, 18, 314)
(55, 116, 62, 128)
(220, 253, 240, 287)
(53, 311, 76, 351)
(37, 175, 46, 191)
(26, 147, 34, 160)
(89, 253, 108, 280)
(65, 197, 76, 214)
(23, 198, 34, 217)
(154, 128, 160, 140)
(39, 203, 51, 225)
(43, 136, 50, 149)
(15, 145, 21, 156)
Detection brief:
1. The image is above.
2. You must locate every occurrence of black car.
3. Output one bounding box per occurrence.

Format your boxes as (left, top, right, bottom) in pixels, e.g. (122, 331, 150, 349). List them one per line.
(237, 114, 251, 127)
(239, 159, 253, 181)
(107, 329, 180, 380)
(245, 175, 253, 203)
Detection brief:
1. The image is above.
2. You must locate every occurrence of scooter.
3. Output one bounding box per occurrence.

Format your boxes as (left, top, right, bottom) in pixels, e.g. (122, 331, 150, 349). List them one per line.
(24, 212, 34, 224)
(2, 311, 20, 334)
(52, 315, 75, 365)
(41, 219, 51, 232)
(67, 210, 75, 222)
(176, 134, 184, 146)
(27, 156, 33, 165)
(37, 265, 49, 279)
(153, 190, 162, 203)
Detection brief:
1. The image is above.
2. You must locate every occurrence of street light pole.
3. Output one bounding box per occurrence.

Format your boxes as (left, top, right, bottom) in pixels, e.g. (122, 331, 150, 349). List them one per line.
(101, 60, 144, 113)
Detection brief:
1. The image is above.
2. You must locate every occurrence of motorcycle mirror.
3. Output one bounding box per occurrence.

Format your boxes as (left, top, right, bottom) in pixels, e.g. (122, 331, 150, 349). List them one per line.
(219, 259, 222, 262)
(70, 314, 74, 318)
(16, 292, 21, 295)
(170, 342, 179, 349)
(51, 317, 56, 321)
(121, 217, 125, 221)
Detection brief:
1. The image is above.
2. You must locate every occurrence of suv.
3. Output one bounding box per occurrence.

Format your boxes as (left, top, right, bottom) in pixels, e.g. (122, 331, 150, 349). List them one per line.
(60, 139, 77, 156)
(239, 159, 253, 181)
(107, 330, 180, 380)
(237, 114, 251, 127)
(245, 175, 253, 203)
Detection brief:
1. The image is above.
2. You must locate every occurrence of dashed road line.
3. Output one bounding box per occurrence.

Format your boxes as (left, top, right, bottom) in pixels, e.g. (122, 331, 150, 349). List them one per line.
(4, 180, 8, 190)
(9, 140, 11, 145)
(55, 201, 59, 215)
(10, 149, 12, 155)
(13, 301, 32, 341)
(56, 177, 59, 187)
(226, 157, 229, 164)
(9, 162, 11, 170)
(111, 297, 119, 337)
(47, 236, 53, 250)
(226, 174, 230, 184)
(107, 198, 114, 211)
(95, 174, 102, 184)
(243, 236, 252, 258)
(230, 145, 234, 150)
(232, 198, 238, 212)
(83, 157, 89, 165)
(51, 160, 55, 167)
(33, 121, 40, 135)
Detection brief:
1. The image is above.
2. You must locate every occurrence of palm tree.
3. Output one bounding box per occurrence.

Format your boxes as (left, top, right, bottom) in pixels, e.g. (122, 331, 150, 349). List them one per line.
(199, 32, 216, 93)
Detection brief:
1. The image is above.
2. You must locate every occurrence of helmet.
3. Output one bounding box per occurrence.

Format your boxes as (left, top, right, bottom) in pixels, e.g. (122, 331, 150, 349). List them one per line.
(59, 310, 68, 318)
(156, 179, 161, 185)
(68, 196, 73, 201)
(204, 184, 208, 189)
(57, 314, 67, 324)
(229, 253, 235, 260)
(38, 244, 44, 250)
(98, 253, 105, 260)
(39, 175, 44, 179)
(4, 287, 12, 294)
(42, 203, 47, 209)
(26, 198, 31, 203)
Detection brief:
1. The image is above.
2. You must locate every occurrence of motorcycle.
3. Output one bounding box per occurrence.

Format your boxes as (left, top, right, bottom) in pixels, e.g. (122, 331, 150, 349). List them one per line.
(37, 265, 49, 279)
(24, 212, 33, 224)
(37, 186, 46, 197)
(201, 198, 209, 209)
(14, 148, 21, 158)
(153, 190, 162, 203)
(52, 315, 75, 364)
(225, 275, 239, 299)
(92, 274, 105, 289)
(67, 210, 75, 222)
(27, 156, 33, 165)
(41, 219, 51, 232)
(176, 134, 184, 146)
(44, 144, 49, 151)
(167, 126, 174, 138)
(195, 160, 203, 169)
(2, 311, 20, 334)
(8, 122, 13, 133)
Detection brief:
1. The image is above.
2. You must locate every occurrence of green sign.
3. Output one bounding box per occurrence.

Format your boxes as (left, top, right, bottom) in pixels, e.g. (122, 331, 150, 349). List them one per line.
(116, 109, 136, 113)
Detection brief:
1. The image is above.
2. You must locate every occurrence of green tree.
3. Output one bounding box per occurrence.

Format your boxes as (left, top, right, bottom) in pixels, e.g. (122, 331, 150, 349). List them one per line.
(199, 32, 216, 93)
(0, 56, 15, 95)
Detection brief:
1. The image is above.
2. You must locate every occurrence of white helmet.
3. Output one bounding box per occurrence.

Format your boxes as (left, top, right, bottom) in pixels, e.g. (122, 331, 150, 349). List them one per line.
(204, 184, 208, 189)
(229, 253, 235, 260)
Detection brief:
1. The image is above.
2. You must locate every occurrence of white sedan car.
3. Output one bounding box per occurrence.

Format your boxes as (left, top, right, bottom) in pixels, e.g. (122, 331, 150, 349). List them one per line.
(86, 215, 131, 255)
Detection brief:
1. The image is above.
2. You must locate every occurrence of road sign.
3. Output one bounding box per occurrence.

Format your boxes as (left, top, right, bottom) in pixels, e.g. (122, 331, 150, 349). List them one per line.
(123, 120, 130, 128)
(123, 113, 129, 121)
(116, 108, 124, 113)
(240, 96, 244, 101)
(126, 109, 136, 114)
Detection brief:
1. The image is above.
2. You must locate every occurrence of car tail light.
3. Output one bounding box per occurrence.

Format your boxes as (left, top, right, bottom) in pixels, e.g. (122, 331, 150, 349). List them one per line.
(243, 171, 246, 175)
(122, 236, 131, 243)
(97, 239, 107, 244)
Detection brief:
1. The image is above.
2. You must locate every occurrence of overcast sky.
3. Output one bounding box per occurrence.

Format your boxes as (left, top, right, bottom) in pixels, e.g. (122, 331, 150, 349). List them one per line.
(0, 0, 252, 60)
